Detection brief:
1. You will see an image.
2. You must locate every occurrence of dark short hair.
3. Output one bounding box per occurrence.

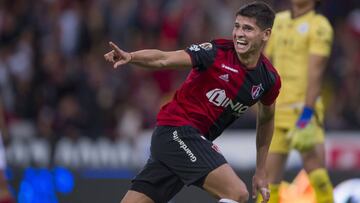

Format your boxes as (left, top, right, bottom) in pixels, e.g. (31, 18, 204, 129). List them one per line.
(236, 1, 275, 30)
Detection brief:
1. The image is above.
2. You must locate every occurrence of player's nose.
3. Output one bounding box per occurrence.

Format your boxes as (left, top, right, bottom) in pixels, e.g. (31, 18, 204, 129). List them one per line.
(234, 30, 245, 38)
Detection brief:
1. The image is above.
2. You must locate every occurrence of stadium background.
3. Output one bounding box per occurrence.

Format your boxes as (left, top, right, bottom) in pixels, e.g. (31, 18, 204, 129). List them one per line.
(0, 0, 359, 202)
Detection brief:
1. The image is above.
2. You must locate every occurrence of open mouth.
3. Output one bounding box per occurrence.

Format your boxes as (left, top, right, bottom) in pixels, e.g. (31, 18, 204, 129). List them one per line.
(236, 39, 248, 49)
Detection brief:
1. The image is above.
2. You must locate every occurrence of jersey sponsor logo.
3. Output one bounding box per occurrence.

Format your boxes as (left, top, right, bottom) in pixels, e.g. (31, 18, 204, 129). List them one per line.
(206, 88, 249, 116)
(189, 44, 200, 52)
(199, 42, 213, 50)
(221, 63, 238, 73)
(251, 84, 264, 99)
(219, 74, 229, 82)
(172, 130, 197, 162)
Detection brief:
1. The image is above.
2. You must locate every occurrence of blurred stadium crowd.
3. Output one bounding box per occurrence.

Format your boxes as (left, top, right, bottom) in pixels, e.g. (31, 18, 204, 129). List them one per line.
(0, 0, 359, 145)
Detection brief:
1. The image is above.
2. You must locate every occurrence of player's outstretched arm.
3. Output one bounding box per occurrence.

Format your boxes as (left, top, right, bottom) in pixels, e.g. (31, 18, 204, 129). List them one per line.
(252, 102, 275, 202)
(104, 41, 192, 69)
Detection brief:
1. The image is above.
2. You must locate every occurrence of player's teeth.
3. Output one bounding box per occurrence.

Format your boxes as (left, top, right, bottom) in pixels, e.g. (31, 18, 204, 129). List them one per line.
(237, 40, 247, 45)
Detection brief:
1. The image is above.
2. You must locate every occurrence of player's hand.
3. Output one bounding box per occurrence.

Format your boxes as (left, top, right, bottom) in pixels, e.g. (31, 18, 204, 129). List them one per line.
(287, 106, 317, 152)
(104, 41, 132, 68)
(288, 122, 317, 152)
(252, 170, 270, 203)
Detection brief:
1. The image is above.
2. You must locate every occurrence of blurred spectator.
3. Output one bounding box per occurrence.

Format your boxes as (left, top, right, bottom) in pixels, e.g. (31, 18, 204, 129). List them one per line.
(0, 0, 358, 147)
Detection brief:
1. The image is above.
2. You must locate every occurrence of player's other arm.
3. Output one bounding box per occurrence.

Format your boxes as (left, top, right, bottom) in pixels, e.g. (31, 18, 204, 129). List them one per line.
(104, 41, 192, 69)
(252, 102, 275, 202)
(255, 102, 275, 171)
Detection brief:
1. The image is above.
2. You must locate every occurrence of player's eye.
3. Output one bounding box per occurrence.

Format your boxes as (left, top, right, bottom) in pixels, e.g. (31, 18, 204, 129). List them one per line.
(243, 25, 253, 31)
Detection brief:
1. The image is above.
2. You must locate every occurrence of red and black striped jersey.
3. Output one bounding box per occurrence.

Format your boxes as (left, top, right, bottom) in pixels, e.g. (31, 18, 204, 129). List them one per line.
(157, 39, 281, 141)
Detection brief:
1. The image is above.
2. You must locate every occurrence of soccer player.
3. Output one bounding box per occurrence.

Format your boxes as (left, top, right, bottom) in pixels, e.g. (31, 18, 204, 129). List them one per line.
(105, 2, 281, 203)
(260, 0, 334, 203)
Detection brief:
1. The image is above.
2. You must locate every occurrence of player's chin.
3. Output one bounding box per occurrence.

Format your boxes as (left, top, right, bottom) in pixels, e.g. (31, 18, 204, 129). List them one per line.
(235, 47, 249, 55)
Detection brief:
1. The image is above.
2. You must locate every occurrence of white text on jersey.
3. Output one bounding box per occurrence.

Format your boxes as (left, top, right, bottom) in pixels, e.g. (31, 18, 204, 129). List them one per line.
(206, 88, 249, 116)
(221, 64, 238, 73)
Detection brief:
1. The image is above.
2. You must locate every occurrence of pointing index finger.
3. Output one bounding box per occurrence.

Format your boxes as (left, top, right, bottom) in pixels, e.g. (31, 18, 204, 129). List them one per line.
(109, 41, 121, 52)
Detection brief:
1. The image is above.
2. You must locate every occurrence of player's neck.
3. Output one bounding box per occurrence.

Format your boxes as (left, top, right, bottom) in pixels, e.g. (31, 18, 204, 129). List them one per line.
(291, 2, 314, 18)
(237, 52, 261, 70)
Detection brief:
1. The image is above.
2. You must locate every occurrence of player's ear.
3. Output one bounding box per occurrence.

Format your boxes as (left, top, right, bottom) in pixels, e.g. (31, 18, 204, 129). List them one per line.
(262, 28, 272, 42)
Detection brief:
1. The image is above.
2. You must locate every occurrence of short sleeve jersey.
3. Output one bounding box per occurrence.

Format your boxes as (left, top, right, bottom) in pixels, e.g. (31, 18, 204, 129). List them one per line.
(265, 10, 333, 127)
(157, 39, 281, 141)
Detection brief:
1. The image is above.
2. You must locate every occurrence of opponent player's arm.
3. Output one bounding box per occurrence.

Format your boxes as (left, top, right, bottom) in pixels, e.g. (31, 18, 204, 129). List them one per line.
(252, 102, 275, 201)
(104, 41, 192, 69)
(290, 55, 329, 152)
(295, 54, 328, 129)
(296, 16, 333, 128)
(304, 54, 328, 108)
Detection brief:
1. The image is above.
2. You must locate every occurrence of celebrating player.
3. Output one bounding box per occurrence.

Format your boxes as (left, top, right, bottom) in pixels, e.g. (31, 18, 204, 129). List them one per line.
(105, 2, 280, 203)
(260, 0, 334, 203)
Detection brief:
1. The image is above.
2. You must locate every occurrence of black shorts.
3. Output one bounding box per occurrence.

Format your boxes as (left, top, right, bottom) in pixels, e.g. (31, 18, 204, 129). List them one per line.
(130, 125, 227, 203)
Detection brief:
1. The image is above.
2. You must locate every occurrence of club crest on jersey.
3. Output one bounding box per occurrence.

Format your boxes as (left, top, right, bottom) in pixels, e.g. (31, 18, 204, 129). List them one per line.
(251, 84, 264, 100)
(297, 22, 309, 34)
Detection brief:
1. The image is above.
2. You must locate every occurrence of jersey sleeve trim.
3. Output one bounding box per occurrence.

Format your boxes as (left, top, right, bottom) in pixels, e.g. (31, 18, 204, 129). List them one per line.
(261, 73, 281, 106)
(260, 57, 282, 106)
(185, 42, 217, 71)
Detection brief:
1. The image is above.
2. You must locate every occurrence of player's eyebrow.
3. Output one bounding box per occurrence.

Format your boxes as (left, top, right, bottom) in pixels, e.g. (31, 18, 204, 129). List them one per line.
(242, 24, 254, 30)
(234, 21, 255, 30)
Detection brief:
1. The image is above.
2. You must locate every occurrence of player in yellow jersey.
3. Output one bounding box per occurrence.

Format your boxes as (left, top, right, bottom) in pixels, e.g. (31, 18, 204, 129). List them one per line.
(258, 0, 334, 203)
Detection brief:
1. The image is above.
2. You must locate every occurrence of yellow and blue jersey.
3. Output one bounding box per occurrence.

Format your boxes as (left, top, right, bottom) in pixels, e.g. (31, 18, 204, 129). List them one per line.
(265, 10, 333, 128)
